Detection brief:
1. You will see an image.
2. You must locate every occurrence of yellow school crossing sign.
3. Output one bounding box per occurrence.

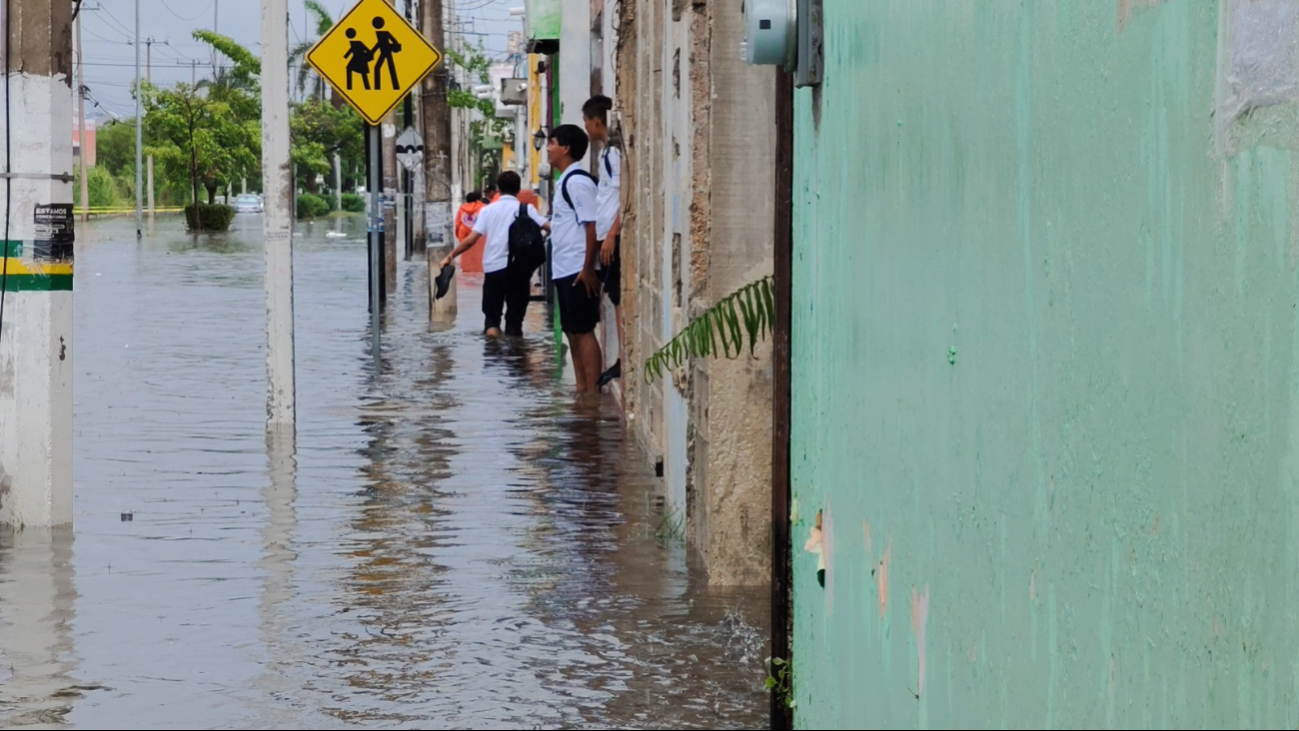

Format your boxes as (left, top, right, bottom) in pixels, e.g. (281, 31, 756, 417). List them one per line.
(306, 0, 443, 126)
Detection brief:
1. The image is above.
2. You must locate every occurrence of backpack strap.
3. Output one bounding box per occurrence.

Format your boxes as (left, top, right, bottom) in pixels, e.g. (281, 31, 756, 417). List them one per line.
(560, 169, 597, 223)
(603, 148, 613, 178)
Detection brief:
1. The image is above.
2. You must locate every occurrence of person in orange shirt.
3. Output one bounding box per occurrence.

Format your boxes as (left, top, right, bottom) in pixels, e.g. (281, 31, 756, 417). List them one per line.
(517, 188, 540, 210)
(454, 191, 486, 272)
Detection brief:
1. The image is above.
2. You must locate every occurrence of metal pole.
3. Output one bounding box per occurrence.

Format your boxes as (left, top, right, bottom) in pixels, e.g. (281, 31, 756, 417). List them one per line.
(403, 0, 414, 260)
(212, 0, 218, 79)
(367, 125, 382, 360)
(77, 12, 88, 222)
(261, 0, 296, 428)
(146, 38, 154, 222)
(134, 0, 142, 239)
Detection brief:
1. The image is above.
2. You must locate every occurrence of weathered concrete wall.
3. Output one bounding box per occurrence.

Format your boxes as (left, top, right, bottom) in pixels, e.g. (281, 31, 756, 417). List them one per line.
(616, 0, 773, 585)
(792, 0, 1299, 726)
(689, 0, 774, 585)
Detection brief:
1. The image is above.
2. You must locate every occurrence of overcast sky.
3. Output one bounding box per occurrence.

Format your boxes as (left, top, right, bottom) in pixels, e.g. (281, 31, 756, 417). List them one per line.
(80, 0, 522, 120)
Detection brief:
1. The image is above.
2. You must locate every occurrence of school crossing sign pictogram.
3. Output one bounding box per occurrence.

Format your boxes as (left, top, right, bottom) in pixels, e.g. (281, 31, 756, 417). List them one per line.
(306, 0, 443, 126)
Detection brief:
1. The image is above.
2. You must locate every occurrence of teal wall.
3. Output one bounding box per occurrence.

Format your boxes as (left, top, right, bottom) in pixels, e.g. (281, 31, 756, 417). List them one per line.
(792, 1, 1299, 727)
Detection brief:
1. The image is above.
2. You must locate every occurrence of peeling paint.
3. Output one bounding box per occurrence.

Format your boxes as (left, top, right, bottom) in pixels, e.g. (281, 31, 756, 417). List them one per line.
(790, 1, 1299, 726)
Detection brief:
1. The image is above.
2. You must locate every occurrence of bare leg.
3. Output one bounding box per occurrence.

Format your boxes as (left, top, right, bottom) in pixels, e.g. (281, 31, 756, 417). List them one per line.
(575, 332, 603, 393)
(566, 332, 588, 390)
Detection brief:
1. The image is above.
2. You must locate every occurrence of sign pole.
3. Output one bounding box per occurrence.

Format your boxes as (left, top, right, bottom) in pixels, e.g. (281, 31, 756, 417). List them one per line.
(368, 123, 382, 362)
(302, 0, 444, 364)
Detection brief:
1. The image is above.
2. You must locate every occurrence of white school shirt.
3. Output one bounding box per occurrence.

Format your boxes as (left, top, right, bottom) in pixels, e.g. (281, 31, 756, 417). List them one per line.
(549, 165, 599, 279)
(595, 146, 621, 241)
(470, 195, 548, 273)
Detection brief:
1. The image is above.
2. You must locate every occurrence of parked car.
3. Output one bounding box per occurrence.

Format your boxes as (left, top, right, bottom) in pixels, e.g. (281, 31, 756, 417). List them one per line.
(232, 194, 264, 213)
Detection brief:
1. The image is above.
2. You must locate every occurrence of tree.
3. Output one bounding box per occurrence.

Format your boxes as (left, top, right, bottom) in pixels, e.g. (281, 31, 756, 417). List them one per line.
(143, 83, 259, 209)
(290, 97, 363, 193)
(192, 30, 261, 87)
(445, 45, 511, 188)
(288, 1, 335, 102)
(95, 119, 137, 177)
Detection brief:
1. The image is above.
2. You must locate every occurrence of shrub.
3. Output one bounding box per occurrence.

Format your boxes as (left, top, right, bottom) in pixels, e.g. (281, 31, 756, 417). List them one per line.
(74, 165, 126, 208)
(296, 193, 329, 219)
(184, 203, 235, 231)
(341, 192, 366, 213)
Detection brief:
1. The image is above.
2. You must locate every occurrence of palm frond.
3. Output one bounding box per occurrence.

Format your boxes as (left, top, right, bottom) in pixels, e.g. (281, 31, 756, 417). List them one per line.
(304, 1, 334, 36)
(193, 29, 261, 79)
(644, 275, 775, 383)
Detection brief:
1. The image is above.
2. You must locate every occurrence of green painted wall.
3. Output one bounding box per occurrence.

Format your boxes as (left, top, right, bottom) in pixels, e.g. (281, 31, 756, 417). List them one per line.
(792, 1, 1299, 727)
(525, 0, 561, 41)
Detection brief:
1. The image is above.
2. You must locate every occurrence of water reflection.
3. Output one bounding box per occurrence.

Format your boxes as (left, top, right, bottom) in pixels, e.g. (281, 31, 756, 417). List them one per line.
(0, 213, 767, 729)
(0, 528, 83, 728)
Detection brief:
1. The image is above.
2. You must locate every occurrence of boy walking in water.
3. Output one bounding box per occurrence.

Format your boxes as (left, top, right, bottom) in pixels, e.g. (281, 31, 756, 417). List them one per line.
(583, 96, 623, 387)
(440, 172, 548, 337)
(547, 125, 604, 393)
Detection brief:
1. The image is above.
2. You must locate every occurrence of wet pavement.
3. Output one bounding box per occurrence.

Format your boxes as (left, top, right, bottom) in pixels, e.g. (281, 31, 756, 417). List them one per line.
(0, 214, 769, 730)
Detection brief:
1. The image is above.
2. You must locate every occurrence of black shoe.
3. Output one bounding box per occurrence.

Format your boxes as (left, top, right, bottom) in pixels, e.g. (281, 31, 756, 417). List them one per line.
(435, 264, 455, 300)
(597, 359, 621, 388)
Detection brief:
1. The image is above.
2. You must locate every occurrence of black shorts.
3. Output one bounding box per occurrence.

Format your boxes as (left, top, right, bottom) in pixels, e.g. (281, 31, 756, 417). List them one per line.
(598, 235, 621, 307)
(554, 272, 602, 335)
(482, 268, 530, 336)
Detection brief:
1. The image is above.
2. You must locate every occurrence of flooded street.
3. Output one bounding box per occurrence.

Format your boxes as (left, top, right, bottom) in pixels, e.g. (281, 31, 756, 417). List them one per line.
(0, 214, 769, 730)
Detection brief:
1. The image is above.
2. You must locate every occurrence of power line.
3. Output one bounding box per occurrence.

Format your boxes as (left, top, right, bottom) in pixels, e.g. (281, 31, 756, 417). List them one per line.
(159, 0, 215, 22)
(95, 4, 138, 41)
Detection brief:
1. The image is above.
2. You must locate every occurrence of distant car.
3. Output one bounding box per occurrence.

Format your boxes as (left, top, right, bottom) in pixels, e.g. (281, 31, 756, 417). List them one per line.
(232, 194, 263, 213)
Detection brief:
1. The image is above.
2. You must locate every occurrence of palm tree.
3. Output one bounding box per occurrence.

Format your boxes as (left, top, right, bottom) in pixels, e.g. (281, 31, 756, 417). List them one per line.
(289, 1, 336, 102)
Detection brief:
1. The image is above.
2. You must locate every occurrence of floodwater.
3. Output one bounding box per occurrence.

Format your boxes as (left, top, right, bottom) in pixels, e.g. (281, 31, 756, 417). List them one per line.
(0, 214, 769, 730)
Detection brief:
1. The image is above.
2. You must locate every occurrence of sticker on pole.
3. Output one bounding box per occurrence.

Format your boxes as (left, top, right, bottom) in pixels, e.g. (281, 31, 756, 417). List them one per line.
(396, 127, 423, 170)
(306, 0, 443, 126)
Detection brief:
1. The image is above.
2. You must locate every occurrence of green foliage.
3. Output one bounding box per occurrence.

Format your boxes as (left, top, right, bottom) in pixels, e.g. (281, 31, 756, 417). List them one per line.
(290, 98, 362, 180)
(192, 30, 261, 85)
(73, 165, 126, 208)
(644, 275, 776, 382)
(296, 193, 330, 219)
(765, 656, 795, 710)
(144, 82, 260, 207)
(95, 120, 137, 177)
(185, 203, 235, 231)
(341, 192, 366, 213)
(288, 1, 336, 100)
(446, 46, 492, 85)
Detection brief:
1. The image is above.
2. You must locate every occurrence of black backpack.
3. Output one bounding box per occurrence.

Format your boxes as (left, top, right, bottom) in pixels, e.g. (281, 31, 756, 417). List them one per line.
(507, 202, 547, 275)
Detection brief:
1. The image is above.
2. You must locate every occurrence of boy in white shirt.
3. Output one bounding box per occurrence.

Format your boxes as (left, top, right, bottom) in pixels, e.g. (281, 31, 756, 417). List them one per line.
(439, 171, 549, 337)
(546, 124, 604, 393)
(583, 95, 623, 387)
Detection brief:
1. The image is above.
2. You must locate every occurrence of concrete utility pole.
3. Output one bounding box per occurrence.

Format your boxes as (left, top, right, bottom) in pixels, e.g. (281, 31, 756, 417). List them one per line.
(76, 11, 88, 222)
(261, 0, 296, 430)
(1, 0, 76, 527)
(334, 152, 342, 211)
(421, 0, 451, 253)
